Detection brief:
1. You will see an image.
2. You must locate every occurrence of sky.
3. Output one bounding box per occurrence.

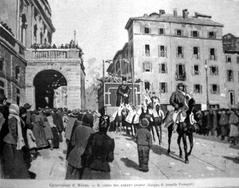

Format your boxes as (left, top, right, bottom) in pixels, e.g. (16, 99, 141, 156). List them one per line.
(48, 0, 239, 86)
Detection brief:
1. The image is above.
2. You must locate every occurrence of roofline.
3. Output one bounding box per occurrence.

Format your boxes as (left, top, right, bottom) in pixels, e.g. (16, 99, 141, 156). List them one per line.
(125, 17, 224, 30)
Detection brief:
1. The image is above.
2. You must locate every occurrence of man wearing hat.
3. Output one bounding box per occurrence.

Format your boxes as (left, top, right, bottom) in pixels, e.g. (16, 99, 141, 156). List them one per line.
(136, 118, 152, 172)
(116, 77, 130, 106)
(169, 83, 188, 131)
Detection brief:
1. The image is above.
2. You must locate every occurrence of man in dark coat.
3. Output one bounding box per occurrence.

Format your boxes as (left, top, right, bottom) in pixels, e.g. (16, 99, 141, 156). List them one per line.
(0, 94, 9, 178)
(169, 83, 188, 131)
(82, 114, 115, 179)
(116, 77, 130, 106)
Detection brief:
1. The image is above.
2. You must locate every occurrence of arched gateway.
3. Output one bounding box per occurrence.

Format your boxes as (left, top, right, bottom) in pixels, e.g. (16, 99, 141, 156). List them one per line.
(33, 70, 67, 109)
(25, 48, 86, 110)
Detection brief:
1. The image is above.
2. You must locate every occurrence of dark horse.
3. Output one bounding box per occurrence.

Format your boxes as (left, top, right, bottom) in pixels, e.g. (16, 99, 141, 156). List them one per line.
(166, 97, 198, 164)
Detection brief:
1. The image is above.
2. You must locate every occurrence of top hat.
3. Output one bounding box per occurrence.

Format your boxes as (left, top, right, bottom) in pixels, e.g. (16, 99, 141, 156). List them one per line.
(23, 103, 31, 110)
(177, 83, 184, 89)
(140, 118, 149, 128)
(122, 77, 127, 81)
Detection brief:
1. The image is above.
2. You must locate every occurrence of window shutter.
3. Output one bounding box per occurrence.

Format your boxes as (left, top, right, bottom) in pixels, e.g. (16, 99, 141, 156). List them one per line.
(140, 25, 144, 34)
(191, 66, 194, 75)
(215, 48, 217, 60)
(165, 63, 168, 73)
(159, 64, 161, 73)
(165, 46, 167, 57)
(165, 83, 168, 93)
(218, 85, 220, 94)
(158, 45, 160, 57)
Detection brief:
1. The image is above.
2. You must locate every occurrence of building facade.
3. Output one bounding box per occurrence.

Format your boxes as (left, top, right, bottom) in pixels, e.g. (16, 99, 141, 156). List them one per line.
(223, 33, 239, 108)
(0, 0, 86, 110)
(108, 9, 227, 109)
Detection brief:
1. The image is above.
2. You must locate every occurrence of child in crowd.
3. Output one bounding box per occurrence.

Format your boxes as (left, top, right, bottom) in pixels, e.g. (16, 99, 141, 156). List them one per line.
(136, 118, 152, 172)
(26, 124, 37, 160)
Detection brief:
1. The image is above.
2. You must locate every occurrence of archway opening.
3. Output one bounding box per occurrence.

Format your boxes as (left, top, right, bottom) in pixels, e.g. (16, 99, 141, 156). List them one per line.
(33, 70, 67, 109)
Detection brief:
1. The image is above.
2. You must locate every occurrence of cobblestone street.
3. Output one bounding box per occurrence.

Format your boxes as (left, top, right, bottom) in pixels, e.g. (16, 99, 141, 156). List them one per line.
(29, 128, 239, 180)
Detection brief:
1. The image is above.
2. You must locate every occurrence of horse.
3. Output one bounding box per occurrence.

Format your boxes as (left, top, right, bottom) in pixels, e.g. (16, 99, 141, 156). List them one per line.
(165, 97, 198, 164)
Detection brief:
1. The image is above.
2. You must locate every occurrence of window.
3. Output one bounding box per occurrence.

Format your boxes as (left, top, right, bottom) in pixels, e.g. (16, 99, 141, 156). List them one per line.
(210, 66, 219, 75)
(227, 70, 234, 82)
(159, 82, 168, 93)
(16, 88, 20, 106)
(145, 45, 150, 56)
(226, 55, 232, 63)
(143, 62, 152, 72)
(176, 64, 186, 80)
(40, 32, 43, 44)
(34, 24, 37, 41)
(176, 29, 182, 36)
(177, 46, 184, 58)
(209, 48, 216, 60)
(237, 56, 239, 64)
(191, 30, 199, 38)
(210, 84, 220, 94)
(144, 27, 150, 34)
(229, 90, 235, 106)
(193, 84, 202, 94)
(0, 80, 4, 95)
(193, 65, 199, 75)
(159, 28, 164, 35)
(145, 81, 150, 90)
(15, 66, 20, 80)
(0, 58, 3, 71)
(193, 47, 199, 59)
(159, 45, 167, 57)
(159, 63, 167, 73)
(208, 31, 216, 39)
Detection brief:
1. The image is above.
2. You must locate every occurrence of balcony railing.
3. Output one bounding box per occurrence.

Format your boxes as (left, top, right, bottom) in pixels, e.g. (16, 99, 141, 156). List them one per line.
(26, 48, 81, 60)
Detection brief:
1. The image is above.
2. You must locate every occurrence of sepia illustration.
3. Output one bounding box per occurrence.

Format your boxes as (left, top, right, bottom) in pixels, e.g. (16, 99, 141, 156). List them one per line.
(0, 0, 239, 187)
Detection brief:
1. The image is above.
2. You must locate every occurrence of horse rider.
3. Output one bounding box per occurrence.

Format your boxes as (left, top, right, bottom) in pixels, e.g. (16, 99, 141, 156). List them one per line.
(169, 83, 189, 132)
(116, 77, 131, 107)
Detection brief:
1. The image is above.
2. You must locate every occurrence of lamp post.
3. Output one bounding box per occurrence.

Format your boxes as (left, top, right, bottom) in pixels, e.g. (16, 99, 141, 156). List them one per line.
(205, 60, 210, 110)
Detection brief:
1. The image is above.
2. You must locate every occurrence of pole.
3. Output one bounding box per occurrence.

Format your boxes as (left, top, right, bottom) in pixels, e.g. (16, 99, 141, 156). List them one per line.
(102, 60, 105, 108)
(131, 57, 135, 106)
(205, 60, 209, 110)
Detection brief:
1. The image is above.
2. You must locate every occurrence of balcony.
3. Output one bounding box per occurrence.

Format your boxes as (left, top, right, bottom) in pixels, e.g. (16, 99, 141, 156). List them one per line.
(175, 73, 186, 81)
(26, 48, 81, 60)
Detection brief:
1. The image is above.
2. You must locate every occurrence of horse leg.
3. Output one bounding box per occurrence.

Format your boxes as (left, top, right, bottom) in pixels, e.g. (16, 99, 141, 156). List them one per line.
(159, 123, 162, 145)
(177, 134, 182, 158)
(151, 124, 156, 142)
(182, 133, 189, 164)
(167, 125, 173, 154)
(154, 120, 161, 145)
(187, 133, 193, 156)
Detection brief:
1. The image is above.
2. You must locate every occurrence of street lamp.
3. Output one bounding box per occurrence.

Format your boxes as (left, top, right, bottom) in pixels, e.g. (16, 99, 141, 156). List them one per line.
(204, 60, 210, 110)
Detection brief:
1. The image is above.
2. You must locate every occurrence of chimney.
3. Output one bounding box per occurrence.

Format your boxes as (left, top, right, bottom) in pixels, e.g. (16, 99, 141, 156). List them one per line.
(173, 8, 177, 17)
(159, 9, 165, 15)
(182, 9, 189, 18)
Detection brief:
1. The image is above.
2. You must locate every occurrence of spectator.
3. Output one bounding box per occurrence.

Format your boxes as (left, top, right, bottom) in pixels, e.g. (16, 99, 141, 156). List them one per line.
(219, 109, 229, 141)
(82, 114, 115, 179)
(229, 109, 239, 145)
(0, 93, 9, 178)
(135, 118, 152, 172)
(66, 114, 94, 179)
(26, 123, 37, 160)
(2, 104, 30, 179)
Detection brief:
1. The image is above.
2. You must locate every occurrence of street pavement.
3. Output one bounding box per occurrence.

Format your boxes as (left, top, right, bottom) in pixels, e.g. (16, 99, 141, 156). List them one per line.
(29, 128, 239, 180)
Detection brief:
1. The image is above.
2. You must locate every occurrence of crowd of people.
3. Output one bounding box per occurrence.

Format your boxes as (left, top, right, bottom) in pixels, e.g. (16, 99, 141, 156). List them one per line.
(0, 93, 70, 179)
(0, 93, 116, 179)
(195, 108, 239, 145)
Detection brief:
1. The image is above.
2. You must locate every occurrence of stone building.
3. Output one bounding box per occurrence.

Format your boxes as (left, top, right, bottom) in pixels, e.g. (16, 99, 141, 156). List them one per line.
(0, 0, 86, 110)
(0, 0, 28, 105)
(223, 33, 239, 108)
(108, 9, 227, 110)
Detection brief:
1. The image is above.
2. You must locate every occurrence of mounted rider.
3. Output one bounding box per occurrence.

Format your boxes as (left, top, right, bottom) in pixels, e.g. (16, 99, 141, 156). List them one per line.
(169, 83, 190, 131)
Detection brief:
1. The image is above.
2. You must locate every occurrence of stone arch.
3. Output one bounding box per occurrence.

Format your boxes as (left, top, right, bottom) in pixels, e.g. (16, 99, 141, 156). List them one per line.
(33, 69, 67, 109)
